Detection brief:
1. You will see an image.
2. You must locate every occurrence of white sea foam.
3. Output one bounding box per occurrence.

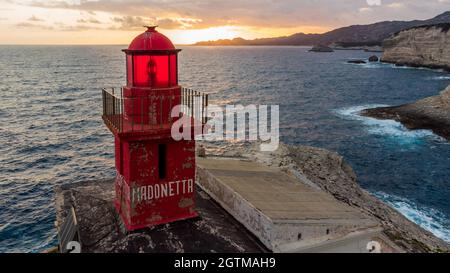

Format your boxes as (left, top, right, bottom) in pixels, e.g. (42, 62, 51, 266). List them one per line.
(374, 191, 450, 243)
(0, 222, 11, 233)
(360, 62, 392, 69)
(346, 61, 449, 74)
(345, 61, 404, 70)
(334, 105, 439, 142)
(428, 75, 450, 80)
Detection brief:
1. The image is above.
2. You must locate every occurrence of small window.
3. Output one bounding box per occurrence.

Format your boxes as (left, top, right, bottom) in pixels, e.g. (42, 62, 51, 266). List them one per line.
(158, 144, 166, 180)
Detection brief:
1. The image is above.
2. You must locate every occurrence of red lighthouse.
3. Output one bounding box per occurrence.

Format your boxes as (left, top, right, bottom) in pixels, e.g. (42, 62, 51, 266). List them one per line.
(102, 26, 207, 231)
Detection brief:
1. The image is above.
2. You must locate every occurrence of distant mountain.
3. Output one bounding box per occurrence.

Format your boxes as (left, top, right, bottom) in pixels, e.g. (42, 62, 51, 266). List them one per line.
(195, 11, 450, 46)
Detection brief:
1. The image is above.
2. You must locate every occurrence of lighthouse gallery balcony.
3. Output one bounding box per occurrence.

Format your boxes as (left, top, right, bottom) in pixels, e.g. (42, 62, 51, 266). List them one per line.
(102, 87, 209, 135)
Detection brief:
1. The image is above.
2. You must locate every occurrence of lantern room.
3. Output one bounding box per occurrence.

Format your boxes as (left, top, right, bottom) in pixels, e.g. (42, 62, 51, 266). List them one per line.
(124, 26, 180, 88)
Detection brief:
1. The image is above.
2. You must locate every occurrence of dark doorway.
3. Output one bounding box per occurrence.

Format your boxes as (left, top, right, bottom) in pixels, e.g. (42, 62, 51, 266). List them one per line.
(158, 144, 166, 180)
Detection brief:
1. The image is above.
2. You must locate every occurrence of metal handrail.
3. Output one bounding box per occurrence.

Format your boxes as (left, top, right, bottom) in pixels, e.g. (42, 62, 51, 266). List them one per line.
(102, 87, 208, 134)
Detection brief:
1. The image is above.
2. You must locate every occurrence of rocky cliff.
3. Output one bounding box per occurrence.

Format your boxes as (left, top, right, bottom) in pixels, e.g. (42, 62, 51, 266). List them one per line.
(381, 24, 450, 70)
(362, 85, 450, 140)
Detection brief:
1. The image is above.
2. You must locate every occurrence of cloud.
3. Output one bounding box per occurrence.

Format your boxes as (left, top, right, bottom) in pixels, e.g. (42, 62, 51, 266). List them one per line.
(387, 2, 405, 9)
(77, 18, 102, 24)
(111, 15, 150, 30)
(12, 0, 373, 28)
(7, 0, 450, 32)
(15, 22, 53, 30)
(156, 18, 185, 29)
(58, 24, 103, 31)
(359, 7, 373, 13)
(366, 0, 382, 6)
(28, 15, 44, 22)
(15, 21, 102, 32)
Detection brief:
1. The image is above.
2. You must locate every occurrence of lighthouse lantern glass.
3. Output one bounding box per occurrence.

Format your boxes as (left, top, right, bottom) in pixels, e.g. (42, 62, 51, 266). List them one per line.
(126, 53, 178, 88)
(170, 54, 177, 86)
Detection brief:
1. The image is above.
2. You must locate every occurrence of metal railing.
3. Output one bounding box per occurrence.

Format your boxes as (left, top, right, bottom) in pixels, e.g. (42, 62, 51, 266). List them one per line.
(102, 87, 208, 134)
(181, 88, 209, 125)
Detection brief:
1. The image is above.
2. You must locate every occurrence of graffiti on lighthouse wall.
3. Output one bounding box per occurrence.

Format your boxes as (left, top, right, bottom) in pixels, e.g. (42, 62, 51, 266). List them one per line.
(131, 179, 194, 205)
(116, 173, 195, 207)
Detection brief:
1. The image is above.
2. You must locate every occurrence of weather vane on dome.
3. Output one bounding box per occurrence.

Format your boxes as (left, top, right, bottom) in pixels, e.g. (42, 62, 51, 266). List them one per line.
(143, 20, 158, 31)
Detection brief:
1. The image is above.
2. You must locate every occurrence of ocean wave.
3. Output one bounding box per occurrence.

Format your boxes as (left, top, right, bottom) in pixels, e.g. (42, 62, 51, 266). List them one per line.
(333, 105, 442, 143)
(374, 191, 450, 243)
(29, 233, 57, 253)
(347, 61, 449, 74)
(345, 61, 397, 69)
(361, 62, 392, 69)
(428, 75, 450, 80)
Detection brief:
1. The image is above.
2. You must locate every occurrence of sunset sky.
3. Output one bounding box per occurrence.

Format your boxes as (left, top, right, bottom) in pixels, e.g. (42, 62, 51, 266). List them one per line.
(0, 0, 449, 45)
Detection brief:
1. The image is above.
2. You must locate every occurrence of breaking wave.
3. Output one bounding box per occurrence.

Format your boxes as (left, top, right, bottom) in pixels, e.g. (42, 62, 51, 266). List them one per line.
(347, 61, 449, 74)
(374, 192, 450, 243)
(428, 75, 450, 80)
(333, 105, 441, 143)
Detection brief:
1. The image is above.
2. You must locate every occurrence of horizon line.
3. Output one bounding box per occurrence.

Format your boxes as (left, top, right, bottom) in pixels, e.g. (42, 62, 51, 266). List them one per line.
(0, 43, 194, 46)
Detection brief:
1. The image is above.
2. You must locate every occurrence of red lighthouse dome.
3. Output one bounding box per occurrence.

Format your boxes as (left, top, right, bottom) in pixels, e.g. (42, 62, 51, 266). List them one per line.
(123, 26, 180, 88)
(127, 26, 176, 51)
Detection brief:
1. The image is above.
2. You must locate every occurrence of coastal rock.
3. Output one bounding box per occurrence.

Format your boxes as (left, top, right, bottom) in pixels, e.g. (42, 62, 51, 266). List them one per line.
(348, 60, 367, 64)
(362, 84, 450, 140)
(369, 55, 379, 62)
(441, 85, 450, 105)
(381, 24, 450, 70)
(364, 46, 383, 53)
(309, 45, 334, 52)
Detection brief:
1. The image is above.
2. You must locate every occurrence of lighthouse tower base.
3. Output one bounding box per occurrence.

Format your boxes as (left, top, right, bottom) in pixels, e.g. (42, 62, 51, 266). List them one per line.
(113, 136, 198, 231)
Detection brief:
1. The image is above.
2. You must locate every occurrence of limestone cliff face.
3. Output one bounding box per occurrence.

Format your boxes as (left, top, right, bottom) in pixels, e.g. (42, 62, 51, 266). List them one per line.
(382, 24, 450, 70)
(441, 85, 450, 106)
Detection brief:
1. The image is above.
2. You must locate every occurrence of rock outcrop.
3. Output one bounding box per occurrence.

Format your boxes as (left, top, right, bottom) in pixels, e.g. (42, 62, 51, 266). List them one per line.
(362, 85, 450, 140)
(369, 55, 379, 62)
(348, 60, 367, 64)
(381, 24, 450, 71)
(309, 45, 334, 52)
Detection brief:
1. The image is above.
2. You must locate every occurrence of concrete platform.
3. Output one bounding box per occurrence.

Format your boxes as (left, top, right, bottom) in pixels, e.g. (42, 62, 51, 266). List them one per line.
(55, 158, 393, 253)
(197, 158, 382, 252)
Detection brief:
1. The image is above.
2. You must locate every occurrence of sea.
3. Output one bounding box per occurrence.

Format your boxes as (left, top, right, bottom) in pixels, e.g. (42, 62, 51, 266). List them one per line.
(0, 45, 449, 252)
